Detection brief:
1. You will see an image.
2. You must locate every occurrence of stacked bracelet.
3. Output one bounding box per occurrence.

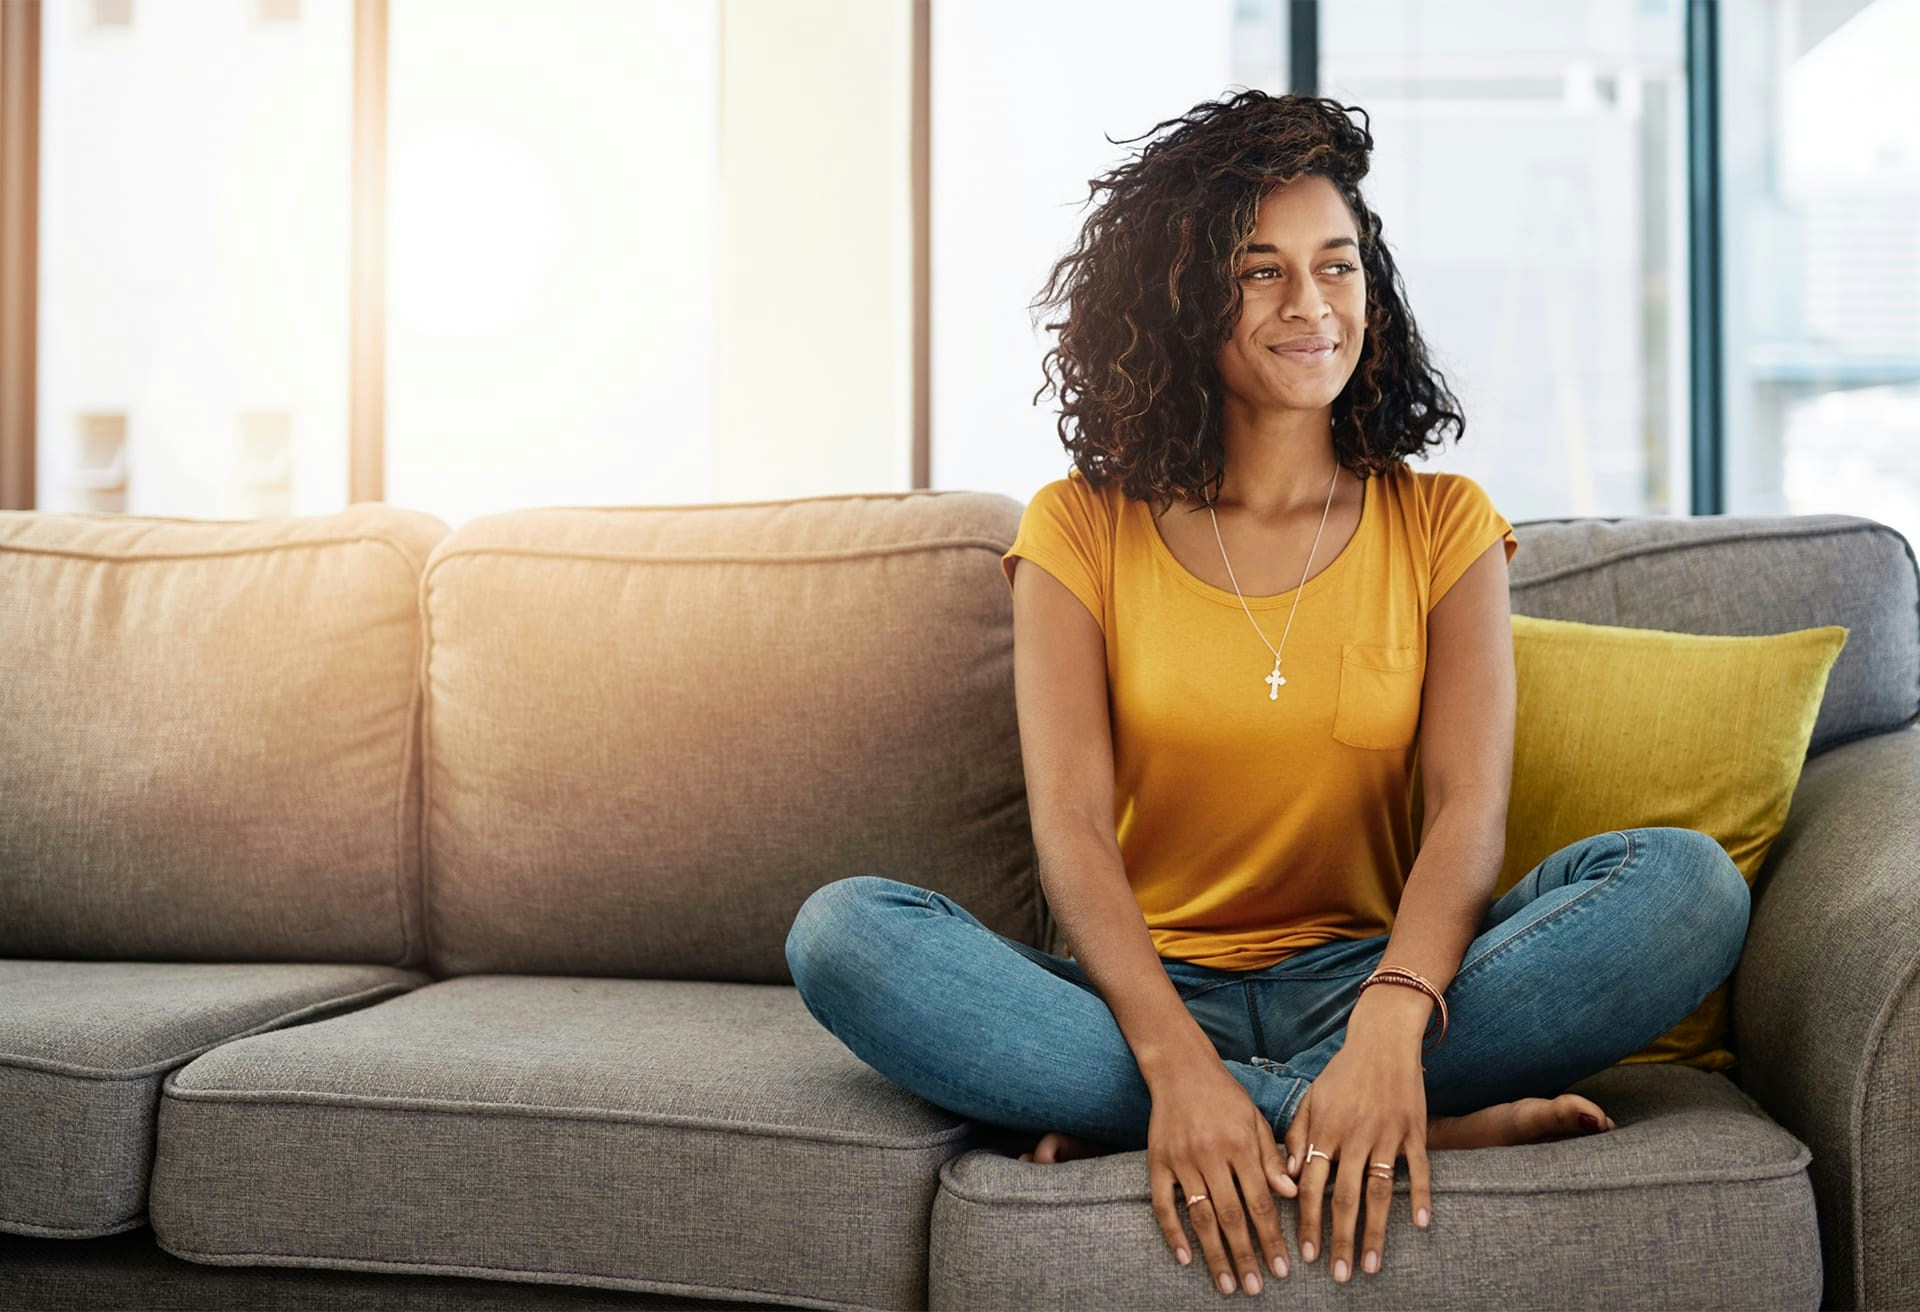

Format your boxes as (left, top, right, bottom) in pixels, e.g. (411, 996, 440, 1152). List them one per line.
(1356, 966, 1449, 1054)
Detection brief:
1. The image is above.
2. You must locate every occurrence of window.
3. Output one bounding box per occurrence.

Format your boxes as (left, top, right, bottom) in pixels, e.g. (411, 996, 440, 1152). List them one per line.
(1718, 0, 1920, 550)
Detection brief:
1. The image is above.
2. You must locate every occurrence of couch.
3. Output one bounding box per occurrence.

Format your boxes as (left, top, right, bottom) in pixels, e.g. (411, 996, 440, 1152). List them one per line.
(0, 491, 1914, 1311)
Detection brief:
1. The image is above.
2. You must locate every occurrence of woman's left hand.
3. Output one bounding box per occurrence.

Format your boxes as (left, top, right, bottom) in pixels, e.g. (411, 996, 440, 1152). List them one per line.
(1281, 1031, 1433, 1281)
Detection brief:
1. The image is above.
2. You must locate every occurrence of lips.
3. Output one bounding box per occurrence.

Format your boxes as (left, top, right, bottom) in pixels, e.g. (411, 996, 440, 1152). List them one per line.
(1270, 341, 1335, 361)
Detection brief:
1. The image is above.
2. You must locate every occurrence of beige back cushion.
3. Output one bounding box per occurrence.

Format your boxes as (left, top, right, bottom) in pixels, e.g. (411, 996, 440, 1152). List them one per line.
(0, 504, 448, 964)
(420, 491, 1043, 980)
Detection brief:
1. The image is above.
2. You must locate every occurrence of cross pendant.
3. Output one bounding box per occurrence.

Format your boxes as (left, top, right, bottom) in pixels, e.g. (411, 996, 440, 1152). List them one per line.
(1264, 660, 1286, 700)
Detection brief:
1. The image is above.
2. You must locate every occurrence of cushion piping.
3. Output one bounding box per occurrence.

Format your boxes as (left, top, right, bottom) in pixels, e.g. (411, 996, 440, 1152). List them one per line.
(148, 1245, 882, 1312)
(0, 980, 421, 1081)
(158, 1075, 976, 1151)
(934, 1142, 1812, 1209)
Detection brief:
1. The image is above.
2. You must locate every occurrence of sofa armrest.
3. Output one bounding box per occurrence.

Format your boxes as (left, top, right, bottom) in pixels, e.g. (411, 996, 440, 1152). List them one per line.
(1733, 722, 1920, 1312)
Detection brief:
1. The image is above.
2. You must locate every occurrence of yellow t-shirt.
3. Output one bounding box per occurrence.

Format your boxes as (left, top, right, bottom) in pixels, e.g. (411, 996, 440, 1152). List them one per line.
(1000, 460, 1517, 970)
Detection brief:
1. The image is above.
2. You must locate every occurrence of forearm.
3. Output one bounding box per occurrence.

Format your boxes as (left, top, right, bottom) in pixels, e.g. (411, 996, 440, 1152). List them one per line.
(1038, 826, 1219, 1089)
(1348, 802, 1506, 1046)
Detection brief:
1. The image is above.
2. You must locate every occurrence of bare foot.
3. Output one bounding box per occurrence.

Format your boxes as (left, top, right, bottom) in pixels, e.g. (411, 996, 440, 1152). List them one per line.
(1018, 1130, 1121, 1163)
(1426, 1093, 1617, 1150)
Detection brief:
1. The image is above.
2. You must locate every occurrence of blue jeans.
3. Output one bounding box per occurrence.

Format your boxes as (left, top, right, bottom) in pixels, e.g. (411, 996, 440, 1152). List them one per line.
(783, 827, 1750, 1148)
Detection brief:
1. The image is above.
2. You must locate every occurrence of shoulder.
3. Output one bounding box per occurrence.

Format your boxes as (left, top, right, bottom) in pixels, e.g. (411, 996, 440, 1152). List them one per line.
(1399, 463, 1485, 498)
(1397, 465, 1499, 521)
(1027, 465, 1125, 528)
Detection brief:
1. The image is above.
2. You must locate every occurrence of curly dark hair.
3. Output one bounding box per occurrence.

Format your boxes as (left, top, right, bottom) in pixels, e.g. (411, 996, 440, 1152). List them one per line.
(1029, 89, 1466, 517)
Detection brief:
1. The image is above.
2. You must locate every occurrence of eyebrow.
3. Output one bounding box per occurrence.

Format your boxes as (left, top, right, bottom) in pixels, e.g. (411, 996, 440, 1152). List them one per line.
(1244, 237, 1358, 255)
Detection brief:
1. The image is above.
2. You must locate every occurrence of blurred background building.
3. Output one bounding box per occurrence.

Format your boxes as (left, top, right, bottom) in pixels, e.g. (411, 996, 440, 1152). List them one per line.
(3, 0, 1915, 546)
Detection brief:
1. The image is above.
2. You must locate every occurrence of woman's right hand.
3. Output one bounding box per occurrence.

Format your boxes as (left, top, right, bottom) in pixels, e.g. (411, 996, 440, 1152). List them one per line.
(1147, 1061, 1298, 1294)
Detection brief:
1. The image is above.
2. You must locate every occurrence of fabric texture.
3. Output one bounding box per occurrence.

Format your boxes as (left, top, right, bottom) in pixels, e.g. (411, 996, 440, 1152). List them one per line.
(0, 504, 447, 965)
(0, 1227, 801, 1312)
(1442, 613, 1847, 1071)
(151, 975, 976, 1311)
(416, 496, 1044, 979)
(1733, 722, 1920, 1312)
(999, 460, 1516, 969)
(930, 1064, 1819, 1311)
(0, 961, 426, 1238)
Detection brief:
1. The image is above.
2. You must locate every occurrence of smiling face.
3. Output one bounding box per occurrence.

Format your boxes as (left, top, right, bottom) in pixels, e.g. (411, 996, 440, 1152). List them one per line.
(1214, 175, 1368, 415)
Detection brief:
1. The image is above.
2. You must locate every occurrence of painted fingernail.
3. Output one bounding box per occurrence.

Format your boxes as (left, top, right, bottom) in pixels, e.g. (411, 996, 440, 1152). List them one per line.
(1288, 1154, 1298, 1172)
(1364, 1249, 1378, 1273)
(1334, 1258, 1349, 1282)
(1177, 1247, 1191, 1265)
(1302, 1241, 1316, 1262)
(1416, 1207, 1430, 1227)
(1244, 1272, 1261, 1294)
(1272, 1255, 1288, 1278)
(1218, 1271, 1235, 1293)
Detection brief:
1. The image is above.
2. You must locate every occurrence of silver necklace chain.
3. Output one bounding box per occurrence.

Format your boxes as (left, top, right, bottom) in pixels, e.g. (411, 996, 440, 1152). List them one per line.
(1206, 462, 1341, 701)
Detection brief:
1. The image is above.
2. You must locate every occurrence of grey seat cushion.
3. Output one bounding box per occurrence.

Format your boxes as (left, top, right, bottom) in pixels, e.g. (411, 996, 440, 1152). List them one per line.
(930, 1064, 1822, 1311)
(152, 976, 976, 1311)
(0, 961, 427, 1239)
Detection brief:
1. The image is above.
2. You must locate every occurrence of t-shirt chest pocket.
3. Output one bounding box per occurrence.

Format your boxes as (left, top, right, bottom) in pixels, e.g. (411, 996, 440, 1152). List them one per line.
(1331, 643, 1423, 750)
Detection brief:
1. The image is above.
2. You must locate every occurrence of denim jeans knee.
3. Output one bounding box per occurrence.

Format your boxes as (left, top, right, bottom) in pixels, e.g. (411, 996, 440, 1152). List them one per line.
(786, 875, 930, 985)
(1633, 826, 1751, 988)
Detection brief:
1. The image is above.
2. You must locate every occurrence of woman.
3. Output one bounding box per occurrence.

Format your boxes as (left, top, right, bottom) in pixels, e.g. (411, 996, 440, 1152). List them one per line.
(783, 90, 1748, 1296)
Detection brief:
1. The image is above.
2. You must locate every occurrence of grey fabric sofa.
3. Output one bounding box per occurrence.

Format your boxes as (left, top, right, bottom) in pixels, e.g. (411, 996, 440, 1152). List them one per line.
(1, 492, 1914, 1312)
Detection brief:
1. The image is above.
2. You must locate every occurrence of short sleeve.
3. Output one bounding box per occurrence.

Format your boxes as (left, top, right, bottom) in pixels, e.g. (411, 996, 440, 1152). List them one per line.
(1428, 472, 1517, 609)
(1001, 472, 1110, 631)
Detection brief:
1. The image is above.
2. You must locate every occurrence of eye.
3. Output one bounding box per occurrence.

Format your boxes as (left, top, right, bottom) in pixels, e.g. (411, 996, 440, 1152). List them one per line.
(1243, 263, 1359, 281)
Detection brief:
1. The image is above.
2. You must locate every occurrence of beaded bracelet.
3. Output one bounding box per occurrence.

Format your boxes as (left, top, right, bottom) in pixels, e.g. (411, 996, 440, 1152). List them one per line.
(1356, 966, 1449, 1055)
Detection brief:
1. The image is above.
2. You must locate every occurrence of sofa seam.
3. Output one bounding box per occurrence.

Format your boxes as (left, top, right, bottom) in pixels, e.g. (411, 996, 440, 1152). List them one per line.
(420, 536, 1020, 573)
(0, 1211, 148, 1239)
(394, 566, 424, 969)
(155, 1082, 979, 1150)
(934, 1145, 1815, 1210)
(145, 1245, 881, 1312)
(418, 555, 441, 975)
(0, 532, 421, 567)
(370, 536, 426, 968)
(436, 485, 965, 518)
(0, 980, 421, 1081)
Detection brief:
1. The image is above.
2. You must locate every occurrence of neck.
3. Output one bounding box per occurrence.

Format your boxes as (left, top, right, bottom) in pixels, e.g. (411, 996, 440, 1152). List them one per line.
(1205, 401, 1341, 517)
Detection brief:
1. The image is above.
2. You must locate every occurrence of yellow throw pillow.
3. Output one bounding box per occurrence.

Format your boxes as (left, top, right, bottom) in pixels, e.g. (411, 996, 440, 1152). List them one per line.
(1453, 613, 1848, 1072)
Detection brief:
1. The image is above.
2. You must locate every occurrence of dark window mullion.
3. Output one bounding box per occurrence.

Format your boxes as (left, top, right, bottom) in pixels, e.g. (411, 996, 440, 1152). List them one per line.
(1289, 0, 1317, 97)
(1686, 0, 1724, 516)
